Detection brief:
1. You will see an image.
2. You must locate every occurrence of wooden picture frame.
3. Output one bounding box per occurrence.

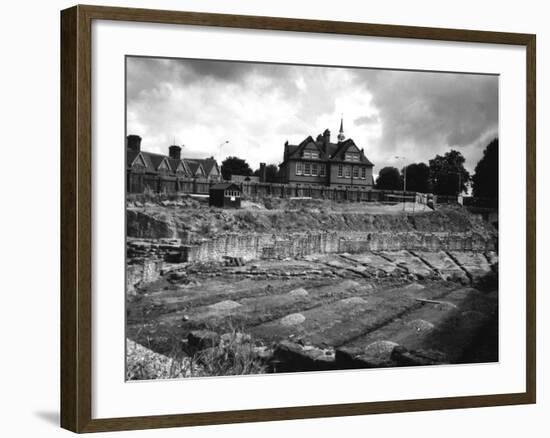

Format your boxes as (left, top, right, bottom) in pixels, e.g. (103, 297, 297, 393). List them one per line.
(60, 4, 536, 433)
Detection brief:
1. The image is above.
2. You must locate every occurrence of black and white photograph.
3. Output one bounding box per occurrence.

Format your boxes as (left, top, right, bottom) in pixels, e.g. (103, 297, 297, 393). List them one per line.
(125, 56, 499, 380)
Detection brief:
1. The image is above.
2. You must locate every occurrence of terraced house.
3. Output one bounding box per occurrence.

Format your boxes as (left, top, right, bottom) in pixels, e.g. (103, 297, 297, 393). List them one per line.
(126, 134, 220, 194)
(279, 120, 375, 189)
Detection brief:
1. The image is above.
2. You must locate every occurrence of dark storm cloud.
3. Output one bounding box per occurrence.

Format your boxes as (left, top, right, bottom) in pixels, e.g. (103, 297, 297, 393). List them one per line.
(127, 57, 498, 172)
(127, 57, 300, 104)
(353, 69, 498, 153)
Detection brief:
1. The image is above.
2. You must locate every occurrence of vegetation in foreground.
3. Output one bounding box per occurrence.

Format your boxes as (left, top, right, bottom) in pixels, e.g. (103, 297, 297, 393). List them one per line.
(126, 328, 267, 381)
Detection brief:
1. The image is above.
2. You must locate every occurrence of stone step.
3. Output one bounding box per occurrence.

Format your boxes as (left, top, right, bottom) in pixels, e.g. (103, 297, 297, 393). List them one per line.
(379, 250, 434, 278)
(339, 253, 398, 275)
(446, 251, 493, 281)
(336, 287, 497, 368)
(158, 279, 372, 330)
(250, 283, 457, 348)
(127, 278, 309, 322)
(412, 251, 468, 282)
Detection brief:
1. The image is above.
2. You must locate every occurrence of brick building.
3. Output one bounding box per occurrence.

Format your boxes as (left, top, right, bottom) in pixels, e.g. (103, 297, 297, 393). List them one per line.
(278, 119, 375, 189)
(126, 135, 220, 194)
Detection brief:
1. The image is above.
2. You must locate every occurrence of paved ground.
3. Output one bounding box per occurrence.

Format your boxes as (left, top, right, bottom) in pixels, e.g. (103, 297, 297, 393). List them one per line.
(127, 250, 498, 374)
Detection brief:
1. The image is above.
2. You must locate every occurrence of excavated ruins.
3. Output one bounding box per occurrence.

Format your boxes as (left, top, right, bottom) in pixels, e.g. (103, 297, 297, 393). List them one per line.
(126, 197, 498, 379)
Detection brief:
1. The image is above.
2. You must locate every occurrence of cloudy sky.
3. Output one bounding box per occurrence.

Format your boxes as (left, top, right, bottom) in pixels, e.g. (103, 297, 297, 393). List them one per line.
(126, 56, 498, 175)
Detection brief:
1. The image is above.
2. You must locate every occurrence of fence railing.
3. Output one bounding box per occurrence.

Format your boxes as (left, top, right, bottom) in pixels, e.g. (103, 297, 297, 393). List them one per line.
(126, 171, 497, 209)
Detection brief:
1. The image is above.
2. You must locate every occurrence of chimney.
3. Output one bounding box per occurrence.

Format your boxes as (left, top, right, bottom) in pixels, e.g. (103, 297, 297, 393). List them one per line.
(169, 145, 181, 160)
(259, 162, 267, 183)
(127, 135, 142, 152)
(284, 140, 289, 160)
(323, 129, 331, 154)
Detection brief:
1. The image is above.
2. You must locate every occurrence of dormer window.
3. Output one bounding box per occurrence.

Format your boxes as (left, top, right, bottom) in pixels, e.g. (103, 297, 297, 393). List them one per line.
(303, 151, 319, 159)
(345, 152, 360, 161)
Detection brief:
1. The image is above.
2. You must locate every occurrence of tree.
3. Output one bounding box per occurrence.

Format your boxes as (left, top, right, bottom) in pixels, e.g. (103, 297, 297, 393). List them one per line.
(221, 156, 252, 181)
(375, 166, 402, 190)
(402, 162, 430, 193)
(428, 150, 470, 196)
(254, 164, 280, 183)
(472, 138, 498, 199)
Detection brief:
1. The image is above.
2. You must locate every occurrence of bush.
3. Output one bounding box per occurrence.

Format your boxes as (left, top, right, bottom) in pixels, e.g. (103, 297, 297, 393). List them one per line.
(192, 330, 267, 376)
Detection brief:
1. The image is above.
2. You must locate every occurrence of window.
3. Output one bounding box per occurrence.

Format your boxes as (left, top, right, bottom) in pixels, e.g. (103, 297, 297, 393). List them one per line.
(319, 165, 326, 177)
(304, 163, 311, 176)
(312, 163, 318, 176)
(225, 190, 240, 198)
(303, 151, 310, 159)
(353, 167, 359, 178)
(345, 152, 360, 161)
(361, 167, 366, 179)
(296, 162, 303, 175)
(337, 164, 343, 177)
(310, 151, 319, 159)
(345, 166, 351, 178)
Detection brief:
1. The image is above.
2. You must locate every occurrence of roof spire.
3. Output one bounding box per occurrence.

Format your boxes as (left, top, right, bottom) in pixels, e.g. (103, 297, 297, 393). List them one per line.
(337, 115, 345, 142)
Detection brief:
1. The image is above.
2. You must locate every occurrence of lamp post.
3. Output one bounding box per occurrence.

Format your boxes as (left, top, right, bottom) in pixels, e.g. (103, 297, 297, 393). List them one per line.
(450, 171, 463, 203)
(218, 140, 229, 164)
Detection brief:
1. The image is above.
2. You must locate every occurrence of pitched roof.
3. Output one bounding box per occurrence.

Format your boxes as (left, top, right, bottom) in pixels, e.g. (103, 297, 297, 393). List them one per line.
(283, 133, 374, 166)
(127, 149, 141, 167)
(183, 159, 205, 176)
(329, 139, 373, 165)
(127, 150, 156, 171)
(196, 158, 219, 175)
(143, 152, 172, 171)
(285, 136, 330, 161)
(168, 158, 190, 175)
(126, 139, 217, 176)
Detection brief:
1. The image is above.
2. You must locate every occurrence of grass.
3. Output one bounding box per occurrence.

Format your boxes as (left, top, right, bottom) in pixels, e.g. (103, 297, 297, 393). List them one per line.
(126, 322, 268, 380)
(191, 330, 268, 376)
(126, 339, 204, 380)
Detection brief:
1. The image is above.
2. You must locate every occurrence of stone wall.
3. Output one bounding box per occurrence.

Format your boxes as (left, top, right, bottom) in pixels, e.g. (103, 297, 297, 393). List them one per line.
(127, 259, 164, 294)
(179, 231, 496, 263)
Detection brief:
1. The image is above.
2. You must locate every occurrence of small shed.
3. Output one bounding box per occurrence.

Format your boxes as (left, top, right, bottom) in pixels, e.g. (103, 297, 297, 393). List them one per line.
(209, 183, 242, 208)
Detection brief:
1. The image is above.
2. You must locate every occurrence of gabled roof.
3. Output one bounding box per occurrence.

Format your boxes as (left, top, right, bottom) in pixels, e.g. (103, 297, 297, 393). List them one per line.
(329, 138, 374, 165)
(196, 158, 219, 175)
(127, 149, 141, 167)
(144, 152, 172, 171)
(183, 159, 205, 176)
(282, 133, 373, 166)
(285, 136, 329, 161)
(168, 158, 190, 175)
(127, 150, 155, 171)
(210, 182, 241, 191)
